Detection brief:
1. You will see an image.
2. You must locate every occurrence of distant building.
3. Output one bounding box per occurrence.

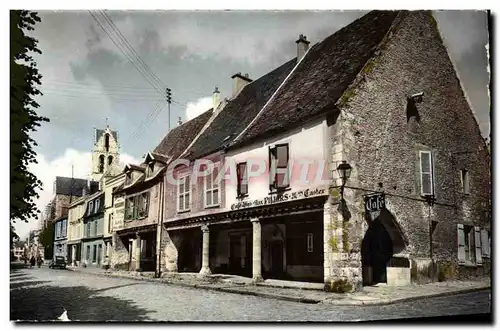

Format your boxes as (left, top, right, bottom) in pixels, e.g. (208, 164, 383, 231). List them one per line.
(53, 216, 68, 259)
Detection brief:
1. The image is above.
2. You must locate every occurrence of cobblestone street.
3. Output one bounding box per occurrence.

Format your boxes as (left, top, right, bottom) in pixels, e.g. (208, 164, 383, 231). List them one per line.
(10, 265, 491, 322)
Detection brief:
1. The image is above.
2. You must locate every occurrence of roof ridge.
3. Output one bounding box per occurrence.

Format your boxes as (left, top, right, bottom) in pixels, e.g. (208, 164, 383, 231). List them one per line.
(179, 101, 228, 159)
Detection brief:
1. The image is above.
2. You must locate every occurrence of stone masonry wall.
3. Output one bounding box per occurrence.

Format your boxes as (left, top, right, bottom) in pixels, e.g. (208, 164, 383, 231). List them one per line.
(334, 11, 491, 284)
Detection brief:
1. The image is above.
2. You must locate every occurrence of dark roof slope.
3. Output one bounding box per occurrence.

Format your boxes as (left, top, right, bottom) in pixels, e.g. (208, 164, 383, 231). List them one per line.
(238, 11, 400, 143)
(54, 177, 99, 197)
(187, 57, 297, 160)
(153, 109, 214, 159)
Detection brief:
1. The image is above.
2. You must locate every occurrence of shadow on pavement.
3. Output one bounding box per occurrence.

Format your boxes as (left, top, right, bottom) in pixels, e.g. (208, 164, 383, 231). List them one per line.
(11, 283, 154, 322)
(10, 281, 51, 291)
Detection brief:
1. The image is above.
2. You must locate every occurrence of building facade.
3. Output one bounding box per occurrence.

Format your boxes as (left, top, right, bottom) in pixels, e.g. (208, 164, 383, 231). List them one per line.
(81, 192, 105, 267)
(53, 216, 68, 259)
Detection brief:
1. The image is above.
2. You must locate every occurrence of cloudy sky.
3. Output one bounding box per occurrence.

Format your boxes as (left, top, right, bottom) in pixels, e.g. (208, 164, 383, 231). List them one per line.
(15, 10, 489, 239)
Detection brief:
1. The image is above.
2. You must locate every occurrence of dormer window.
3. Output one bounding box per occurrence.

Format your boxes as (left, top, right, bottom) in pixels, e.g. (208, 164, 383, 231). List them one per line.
(125, 172, 132, 185)
(147, 162, 154, 177)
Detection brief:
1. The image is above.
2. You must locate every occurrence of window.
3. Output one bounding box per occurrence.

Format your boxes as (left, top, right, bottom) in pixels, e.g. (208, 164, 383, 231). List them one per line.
(457, 224, 482, 266)
(86, 222, 91, 237)
(137, 193, 149, 218)
(178, 175, 191, 212)
(92, 244, 97, 262)
(147, 162, 154, 177)
(269, 144, 289, 191)
(419, 151, 434, 196)
(99, 155, 105, 173)
(125, 197, 135, 220)
(125, 172, 132, 185)
(104, 133, 110, 152)
(205, 165, 220, 208)
(108, 155, 113, 166)
(480, 230, 491, 258)
(307, 233, 314, 253)
(108, 213, 113, 233)
(93, 220, 98, 235)
(237, 162, 248, 197)
(88, 202, 93, 216)
(460, 169, 470, 194)
(86, 245, 91, 261)
(94, 198, 100, 213)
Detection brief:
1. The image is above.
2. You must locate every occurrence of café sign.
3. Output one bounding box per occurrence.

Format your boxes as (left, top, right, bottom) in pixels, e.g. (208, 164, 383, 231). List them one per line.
(230, 188, 326, 211)
(364, 193, 386, 213)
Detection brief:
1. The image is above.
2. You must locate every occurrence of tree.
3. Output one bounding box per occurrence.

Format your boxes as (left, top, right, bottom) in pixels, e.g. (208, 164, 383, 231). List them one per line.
(38, 224, 54, 259)
(10, 10, 49, 225)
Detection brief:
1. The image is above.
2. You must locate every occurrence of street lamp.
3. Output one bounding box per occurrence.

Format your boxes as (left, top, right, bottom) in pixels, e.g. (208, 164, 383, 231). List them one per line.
(336, 160, 352, 198)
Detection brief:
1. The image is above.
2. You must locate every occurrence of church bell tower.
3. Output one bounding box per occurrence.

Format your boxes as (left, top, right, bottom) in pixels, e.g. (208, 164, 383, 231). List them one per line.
(91, 125, 120, 182)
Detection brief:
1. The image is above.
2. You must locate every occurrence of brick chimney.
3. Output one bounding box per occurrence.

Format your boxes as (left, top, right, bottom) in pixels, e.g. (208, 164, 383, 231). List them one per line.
(231, 72, 252, 98)
(296, 34, 310, 62)
(213, 86, 221, 110)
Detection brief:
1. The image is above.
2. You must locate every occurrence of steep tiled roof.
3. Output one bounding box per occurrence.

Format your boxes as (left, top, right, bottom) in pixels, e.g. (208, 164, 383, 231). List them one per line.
(186, 58, 297, 160)
(153, 109, 214, 159)
(237, 11, 400, 144)
(54, 177, 99, 197)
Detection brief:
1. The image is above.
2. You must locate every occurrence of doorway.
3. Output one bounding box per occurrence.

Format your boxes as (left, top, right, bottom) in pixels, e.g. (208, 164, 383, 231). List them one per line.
(362, 219, 393, 285)
(269, 241, 284, 277)
(229, 233, 251, 277)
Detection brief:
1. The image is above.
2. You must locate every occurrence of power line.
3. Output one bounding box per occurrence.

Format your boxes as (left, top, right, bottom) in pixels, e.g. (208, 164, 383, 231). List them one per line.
(124, 99, 166, 146)
(88, 11, 165, 96)
(41, 86, 160, 98)
(42, 79, 158, 90)
(41, 91, 161, 102)
(43, 80, 160, 93)
(99, 10, 167, 92)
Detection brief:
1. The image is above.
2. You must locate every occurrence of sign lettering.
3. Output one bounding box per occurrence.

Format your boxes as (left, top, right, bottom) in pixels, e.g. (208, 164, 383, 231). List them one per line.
(364, 193, 386, 213)
(231, 188, 326, 210)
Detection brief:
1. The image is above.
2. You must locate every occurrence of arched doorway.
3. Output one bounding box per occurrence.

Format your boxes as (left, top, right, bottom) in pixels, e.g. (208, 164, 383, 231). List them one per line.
(361, 209, 408, 286)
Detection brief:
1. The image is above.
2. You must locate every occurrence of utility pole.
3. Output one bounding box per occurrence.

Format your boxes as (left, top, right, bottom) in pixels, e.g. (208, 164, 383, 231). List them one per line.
(69, 164, 74, 204)
(166, 88, 172, 132)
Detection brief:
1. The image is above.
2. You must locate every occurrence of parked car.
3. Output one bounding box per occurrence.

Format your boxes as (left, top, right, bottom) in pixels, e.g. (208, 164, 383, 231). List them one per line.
(49, 256, 67, 269)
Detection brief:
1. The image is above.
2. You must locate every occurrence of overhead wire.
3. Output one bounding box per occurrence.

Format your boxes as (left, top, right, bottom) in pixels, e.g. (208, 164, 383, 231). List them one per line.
(88, 10, 165, 96)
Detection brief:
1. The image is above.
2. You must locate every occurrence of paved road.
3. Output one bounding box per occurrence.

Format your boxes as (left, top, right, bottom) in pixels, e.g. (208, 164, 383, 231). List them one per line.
(10, 265, 491, 322)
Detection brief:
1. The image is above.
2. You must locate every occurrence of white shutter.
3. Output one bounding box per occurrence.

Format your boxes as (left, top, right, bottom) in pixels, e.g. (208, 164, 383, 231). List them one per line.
(457, 224, 466, 265)
(481, 229, 490, 257)
(419, 151, 433, 195)
(474, 226, 483, 265)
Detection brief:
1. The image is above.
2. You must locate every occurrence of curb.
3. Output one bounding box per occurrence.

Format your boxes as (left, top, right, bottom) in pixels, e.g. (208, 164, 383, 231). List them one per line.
(322, 286, 491, 306)
(67, 268, 489, 306)
(67, 267, 321, 303)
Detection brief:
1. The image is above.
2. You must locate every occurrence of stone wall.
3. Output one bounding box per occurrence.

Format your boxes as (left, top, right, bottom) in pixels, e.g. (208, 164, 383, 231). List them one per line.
(111, 233, 129, 270)
(330, 10, 491, 287)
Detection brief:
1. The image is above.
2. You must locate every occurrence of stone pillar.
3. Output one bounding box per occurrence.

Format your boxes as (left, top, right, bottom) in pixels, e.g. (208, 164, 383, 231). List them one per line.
(135, 233, 141, 271)
(71, 245, 77, 267)
(251, 218, 262, 282)
(199, 225, 211, 276)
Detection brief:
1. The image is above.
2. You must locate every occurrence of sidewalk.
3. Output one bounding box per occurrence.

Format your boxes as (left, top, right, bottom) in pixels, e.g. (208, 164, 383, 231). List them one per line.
(67, 266, 490, 306)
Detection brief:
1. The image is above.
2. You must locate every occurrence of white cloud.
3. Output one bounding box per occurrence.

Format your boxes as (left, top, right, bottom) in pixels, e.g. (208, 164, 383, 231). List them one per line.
(14, 149, 140, 240)
(185, 97, 212, 120)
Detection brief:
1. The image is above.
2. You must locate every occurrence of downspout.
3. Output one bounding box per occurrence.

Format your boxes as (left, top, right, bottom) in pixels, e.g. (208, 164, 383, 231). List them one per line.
(155, 170, 165, 278)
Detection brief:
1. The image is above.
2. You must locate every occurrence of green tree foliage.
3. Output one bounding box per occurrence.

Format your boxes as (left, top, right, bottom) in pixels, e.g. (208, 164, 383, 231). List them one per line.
(38, 224, 54, 249)
(10, 10, 49, 224)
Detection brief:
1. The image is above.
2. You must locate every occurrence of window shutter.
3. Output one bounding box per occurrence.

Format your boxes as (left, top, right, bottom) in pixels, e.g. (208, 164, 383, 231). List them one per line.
(474, 226, 483, 265)
(457, 224, 466, 265)
(419, 151, 433, 195)
(481, 229, 490, 257)
(269, 147, 277, 190)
